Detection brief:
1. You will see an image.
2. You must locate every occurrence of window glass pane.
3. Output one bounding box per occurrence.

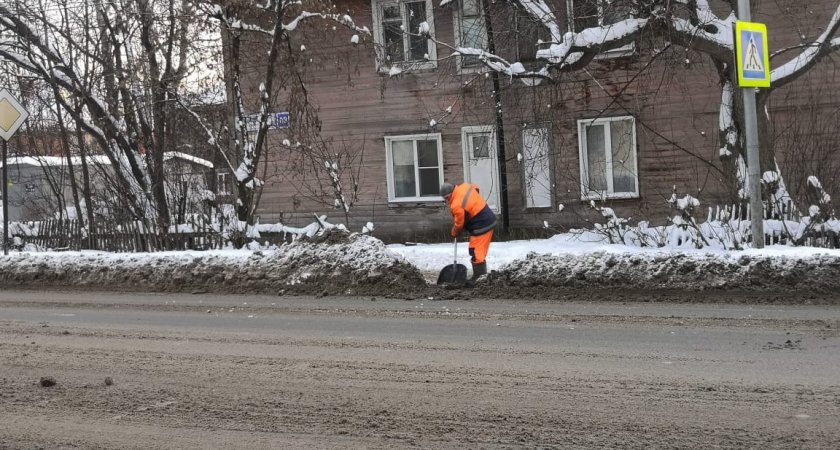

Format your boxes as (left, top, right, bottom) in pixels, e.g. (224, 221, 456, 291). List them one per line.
(602, 0, 632, 26)
(574, 0, 599, 30)
(461, 0, 480, 16)
(417, 140, 438, 167)
(384, 20, 405, 63)
(383, 4, 400, 20)
(462, 18, 483, 47)
(516, 10, 550, 62)
(407, 1, 428, 60)
(418, 168, 440, 196)
(523, 128, 552, 208)
(610, 119, 636, 193)
(394, 166, 416, 197)
(392, 140, 413, 164)
(392, 140, 416, 197)
(472, 134, 490, 158)
(461, 17, 483, 66)
(585, 124, 607, 192)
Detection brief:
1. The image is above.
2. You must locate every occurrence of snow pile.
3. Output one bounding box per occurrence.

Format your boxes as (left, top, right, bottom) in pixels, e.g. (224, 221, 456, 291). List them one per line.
(391, 231, 840, 294)
(0, 232, 425, 296)
(264, 232, 423, 291)
(2, 229, 840, 296)
(495, 249, 840, 292)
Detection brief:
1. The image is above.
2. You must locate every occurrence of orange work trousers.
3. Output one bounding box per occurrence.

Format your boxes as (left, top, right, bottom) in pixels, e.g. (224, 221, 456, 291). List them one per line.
(468, 230, 493, 265)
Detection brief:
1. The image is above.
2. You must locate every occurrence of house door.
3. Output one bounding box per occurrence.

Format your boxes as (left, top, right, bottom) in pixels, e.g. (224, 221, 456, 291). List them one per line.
(462, 126, 500, 213)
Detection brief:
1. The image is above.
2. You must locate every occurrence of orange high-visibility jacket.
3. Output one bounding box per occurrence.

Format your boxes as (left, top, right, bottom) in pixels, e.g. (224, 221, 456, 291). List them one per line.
(447, 183, 497, 236)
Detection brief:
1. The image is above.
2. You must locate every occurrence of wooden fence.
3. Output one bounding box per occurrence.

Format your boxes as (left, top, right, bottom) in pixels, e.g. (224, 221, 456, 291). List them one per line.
(13, 216, 227, 252)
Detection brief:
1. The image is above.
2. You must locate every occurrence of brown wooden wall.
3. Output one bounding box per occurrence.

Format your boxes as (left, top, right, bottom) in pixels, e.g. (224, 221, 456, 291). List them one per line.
(240, 0, 840, 242)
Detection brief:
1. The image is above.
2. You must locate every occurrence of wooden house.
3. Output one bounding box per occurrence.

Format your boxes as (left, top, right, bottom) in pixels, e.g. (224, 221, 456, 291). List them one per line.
(237, 0, 840, 242)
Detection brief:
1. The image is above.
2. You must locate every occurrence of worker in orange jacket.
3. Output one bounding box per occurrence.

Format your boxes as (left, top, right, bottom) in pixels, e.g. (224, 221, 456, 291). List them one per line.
(440, 182, 497, 286)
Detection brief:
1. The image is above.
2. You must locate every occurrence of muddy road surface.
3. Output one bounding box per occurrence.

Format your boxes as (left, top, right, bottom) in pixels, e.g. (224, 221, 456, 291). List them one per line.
(1, 290, 839, 449)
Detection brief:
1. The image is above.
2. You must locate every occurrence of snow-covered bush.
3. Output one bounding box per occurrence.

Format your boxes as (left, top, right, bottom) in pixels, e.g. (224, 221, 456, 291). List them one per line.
(573, 184, 839, 250)
(589, 201, 630, 245)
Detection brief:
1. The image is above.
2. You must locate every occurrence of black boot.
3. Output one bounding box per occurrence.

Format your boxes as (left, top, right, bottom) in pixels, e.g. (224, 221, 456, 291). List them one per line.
(465, 262, 487, 288)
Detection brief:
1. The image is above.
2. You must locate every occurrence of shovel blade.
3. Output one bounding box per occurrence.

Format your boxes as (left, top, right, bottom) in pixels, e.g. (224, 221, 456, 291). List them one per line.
(436, 263, 468, 285)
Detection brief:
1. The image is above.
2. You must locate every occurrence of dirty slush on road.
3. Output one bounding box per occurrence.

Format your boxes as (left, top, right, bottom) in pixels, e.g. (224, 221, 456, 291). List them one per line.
(1, 317, 836, 450)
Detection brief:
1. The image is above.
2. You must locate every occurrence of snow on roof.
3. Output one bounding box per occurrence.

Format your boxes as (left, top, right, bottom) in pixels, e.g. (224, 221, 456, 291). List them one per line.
(0, 155, 112, 167)
(1, 152, 213, 169)
(163, 151, 214, 168)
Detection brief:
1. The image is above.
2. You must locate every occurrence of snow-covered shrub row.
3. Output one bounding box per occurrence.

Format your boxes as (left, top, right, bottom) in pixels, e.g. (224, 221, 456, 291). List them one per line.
(580, 192, 840, 251)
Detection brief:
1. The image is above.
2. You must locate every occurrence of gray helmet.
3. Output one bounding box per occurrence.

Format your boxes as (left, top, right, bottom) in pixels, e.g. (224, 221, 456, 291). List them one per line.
(439, 182, 454, 198)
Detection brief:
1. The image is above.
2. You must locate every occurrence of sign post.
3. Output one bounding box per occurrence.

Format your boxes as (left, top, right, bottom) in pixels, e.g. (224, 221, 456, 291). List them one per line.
(0, 89, 30, 255)
(735, 1, 770, 248)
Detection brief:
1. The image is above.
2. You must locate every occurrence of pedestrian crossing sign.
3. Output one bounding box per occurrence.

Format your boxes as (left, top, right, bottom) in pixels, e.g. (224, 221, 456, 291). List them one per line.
(735, 21, 770, 88)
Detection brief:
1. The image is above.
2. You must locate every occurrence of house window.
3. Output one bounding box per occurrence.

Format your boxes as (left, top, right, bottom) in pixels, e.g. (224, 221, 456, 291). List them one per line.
(454, 0, 487, 70)
(372, 0, 437, 71)
(567, 0, 635, 57)
(384, 133, 444, 202)
(217, 172, 231, 195)
(577, 116, 638, 200)
(470, 132, 490, 158)
(522, 128, 552, 208)
(515, 8, 551, 63)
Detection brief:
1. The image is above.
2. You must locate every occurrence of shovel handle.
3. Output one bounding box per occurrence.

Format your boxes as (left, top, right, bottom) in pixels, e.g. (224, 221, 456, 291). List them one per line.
(453, 237, 458, 265)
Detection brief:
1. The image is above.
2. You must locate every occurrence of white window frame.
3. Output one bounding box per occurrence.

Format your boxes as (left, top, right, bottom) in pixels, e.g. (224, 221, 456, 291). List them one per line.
(577, 116, 639, 200)
(217, 172, 231, 195)
(371, 0, 437, 72)
(453, 0, 488, 73)
(566, 0, 635, 58)
(384, 133, 444, 202)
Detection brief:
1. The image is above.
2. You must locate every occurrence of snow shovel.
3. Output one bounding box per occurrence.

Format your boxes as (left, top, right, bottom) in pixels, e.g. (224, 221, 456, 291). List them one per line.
(436, 238, 468, 286)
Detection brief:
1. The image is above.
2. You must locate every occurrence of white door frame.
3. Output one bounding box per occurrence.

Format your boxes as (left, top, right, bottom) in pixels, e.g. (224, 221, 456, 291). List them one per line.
(461, 125, 501, 213)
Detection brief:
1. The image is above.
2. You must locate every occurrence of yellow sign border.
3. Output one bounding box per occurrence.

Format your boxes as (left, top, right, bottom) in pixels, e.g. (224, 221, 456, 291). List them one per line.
(0, 89, 29, 141)
(735, 21, 771, 88)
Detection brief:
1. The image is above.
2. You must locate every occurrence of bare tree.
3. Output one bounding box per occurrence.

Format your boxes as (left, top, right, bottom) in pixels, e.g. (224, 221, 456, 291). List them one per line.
(0, 0, 205, 227)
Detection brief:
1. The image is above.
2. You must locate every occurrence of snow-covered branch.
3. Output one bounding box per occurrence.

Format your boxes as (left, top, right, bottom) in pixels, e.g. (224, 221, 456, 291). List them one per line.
(518, 0, 563, 43)
(537, 18, 649, 68)
(771, 5, 840, 89)
(207, 4, 370, 38)
(718, 80, 737, 159)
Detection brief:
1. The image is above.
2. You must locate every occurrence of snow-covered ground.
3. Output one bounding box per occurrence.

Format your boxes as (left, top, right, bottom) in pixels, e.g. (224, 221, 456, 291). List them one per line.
(1, 230, 839, 295)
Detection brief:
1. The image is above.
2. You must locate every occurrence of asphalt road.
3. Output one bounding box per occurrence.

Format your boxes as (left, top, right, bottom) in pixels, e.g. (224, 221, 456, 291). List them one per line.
(1, 290, 839, 449)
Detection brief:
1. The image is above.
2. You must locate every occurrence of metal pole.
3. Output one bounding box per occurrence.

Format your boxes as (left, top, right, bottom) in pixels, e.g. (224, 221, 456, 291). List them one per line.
(737, 0, 765, 248)
(2, 139, 8, 255)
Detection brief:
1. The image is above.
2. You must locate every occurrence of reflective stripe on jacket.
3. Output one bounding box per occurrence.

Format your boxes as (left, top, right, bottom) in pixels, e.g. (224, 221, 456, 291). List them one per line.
(448, 183, 497, 236)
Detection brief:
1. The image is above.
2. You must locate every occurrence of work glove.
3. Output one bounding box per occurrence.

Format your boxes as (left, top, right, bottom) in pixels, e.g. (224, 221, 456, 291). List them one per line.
(450, 226, 462, 238)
